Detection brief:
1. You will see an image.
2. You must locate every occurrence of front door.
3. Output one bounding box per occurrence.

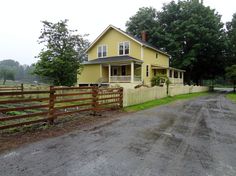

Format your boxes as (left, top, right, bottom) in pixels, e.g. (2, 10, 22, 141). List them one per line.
(112, 66, 118, 76)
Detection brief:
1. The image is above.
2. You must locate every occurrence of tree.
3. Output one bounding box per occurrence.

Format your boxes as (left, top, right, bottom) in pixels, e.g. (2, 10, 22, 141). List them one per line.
(126, 1, 226, 85)
(225, 65, 236, 92)
(0, 69, 15, 85)
(34, 19, 89, 86)
(226, 13, 236, 66)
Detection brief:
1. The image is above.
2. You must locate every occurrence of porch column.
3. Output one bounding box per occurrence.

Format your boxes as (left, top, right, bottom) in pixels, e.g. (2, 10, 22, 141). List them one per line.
(172, 69, 174, 84)
(131, 62, 134, 83)
(108, 64, 111, 83)
(100, 64, 102, 78)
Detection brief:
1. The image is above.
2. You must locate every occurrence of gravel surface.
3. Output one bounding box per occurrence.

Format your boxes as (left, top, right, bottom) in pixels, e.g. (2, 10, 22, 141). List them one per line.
(1, 92, 236, 176)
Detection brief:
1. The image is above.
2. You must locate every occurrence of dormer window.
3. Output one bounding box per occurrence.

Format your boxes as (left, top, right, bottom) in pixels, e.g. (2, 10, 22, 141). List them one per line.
(98, 45, 107, 58)
(119, 41, 129, 55)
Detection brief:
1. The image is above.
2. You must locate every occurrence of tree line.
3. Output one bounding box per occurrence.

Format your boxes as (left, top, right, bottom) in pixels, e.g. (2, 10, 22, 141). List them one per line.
(0, 60, 42, 85)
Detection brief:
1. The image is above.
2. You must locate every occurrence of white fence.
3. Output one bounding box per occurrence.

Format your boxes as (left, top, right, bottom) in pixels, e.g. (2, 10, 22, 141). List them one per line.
(123, 85, 209, 107)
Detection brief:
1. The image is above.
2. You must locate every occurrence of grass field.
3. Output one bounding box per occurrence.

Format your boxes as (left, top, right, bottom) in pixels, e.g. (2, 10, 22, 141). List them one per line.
(226, 92, 236, 103)
(124, 92, 209, 112)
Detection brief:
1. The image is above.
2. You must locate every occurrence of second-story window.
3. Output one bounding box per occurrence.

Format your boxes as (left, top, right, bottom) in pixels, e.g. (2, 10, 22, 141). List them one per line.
(119, 41, 129, 55)
(98, 45, 107, 58)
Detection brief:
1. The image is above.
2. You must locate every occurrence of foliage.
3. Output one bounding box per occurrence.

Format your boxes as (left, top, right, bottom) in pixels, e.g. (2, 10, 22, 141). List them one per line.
(226, 13, 236, 65)
(226, 93, 236, 103)
(34, 19, 89, 86)
(225, 65, 236, 92)
(0, 59, 42, 83)
(124, 92, 209, 112)
(126, 1, 226, 84)
(151, 74, 170, 86)
(0, 68, 15, 85)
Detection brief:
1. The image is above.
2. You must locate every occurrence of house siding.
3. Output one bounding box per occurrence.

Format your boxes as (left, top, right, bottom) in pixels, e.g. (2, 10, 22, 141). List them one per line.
(88, 29, 141, 60)
(142, 47, 169, 85)
(78, 65, 101, 83)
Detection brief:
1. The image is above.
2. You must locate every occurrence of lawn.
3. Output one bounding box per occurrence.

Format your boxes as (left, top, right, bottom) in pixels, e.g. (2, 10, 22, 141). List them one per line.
(124, 92, 209, 112)
(226, 92, 236, 103)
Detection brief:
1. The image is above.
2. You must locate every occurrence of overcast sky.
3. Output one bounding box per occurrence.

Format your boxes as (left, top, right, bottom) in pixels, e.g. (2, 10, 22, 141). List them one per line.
(0, 0, 235, 65)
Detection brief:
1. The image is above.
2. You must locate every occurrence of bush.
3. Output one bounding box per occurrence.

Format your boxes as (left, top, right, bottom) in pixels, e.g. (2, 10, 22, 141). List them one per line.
(151, 74, 169, 86)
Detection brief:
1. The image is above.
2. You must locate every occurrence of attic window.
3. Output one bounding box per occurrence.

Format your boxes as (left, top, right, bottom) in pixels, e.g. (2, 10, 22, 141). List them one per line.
(119, 41, 129, 55)
(98, 45, 107, 58)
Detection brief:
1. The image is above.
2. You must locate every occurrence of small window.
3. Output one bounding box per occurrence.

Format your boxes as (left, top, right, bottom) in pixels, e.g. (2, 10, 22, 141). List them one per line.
(169, 70, 172, 78)
(98, 45, 107, 58)
(156, 53, 159, 58)
(119, 42, 129, 55)
(146, 65, 149, 77)
(180, 72, 182, 79)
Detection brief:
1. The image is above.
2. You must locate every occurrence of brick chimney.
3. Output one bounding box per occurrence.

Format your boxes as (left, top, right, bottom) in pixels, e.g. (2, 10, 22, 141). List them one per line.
(141, 31, 147, 42)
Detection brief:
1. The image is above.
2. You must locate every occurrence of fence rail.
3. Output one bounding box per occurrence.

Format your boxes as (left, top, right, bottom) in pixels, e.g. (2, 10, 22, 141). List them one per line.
(0, 86, 123, 130)
(0, 84, 23, 92)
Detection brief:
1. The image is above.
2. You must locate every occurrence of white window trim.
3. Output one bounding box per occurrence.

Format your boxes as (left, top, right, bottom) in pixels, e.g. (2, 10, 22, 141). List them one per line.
(118, 41, 130, 56)
(97, 44, 108, 58)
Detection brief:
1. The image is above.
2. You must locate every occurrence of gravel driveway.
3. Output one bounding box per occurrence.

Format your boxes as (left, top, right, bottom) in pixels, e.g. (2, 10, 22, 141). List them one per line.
(1, 92, 236, 176)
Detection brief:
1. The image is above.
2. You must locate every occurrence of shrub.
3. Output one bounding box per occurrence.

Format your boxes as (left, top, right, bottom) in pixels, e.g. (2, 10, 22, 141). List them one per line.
(151, 74, 169, 86)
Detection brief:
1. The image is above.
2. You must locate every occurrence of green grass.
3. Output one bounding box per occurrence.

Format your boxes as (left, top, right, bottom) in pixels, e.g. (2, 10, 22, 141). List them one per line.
(124, 92, 209, 112)
(226, 92, 236, 103)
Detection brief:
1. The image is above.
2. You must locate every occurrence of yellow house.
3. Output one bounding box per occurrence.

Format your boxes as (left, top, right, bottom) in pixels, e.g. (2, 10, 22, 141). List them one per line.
(78, 25, 185, 88)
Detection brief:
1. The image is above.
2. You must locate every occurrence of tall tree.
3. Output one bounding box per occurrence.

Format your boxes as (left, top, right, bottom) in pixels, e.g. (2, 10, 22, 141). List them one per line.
(226, 13, 236, 65)
(126, 1, 226, 84)
(34, 20, 89, 86)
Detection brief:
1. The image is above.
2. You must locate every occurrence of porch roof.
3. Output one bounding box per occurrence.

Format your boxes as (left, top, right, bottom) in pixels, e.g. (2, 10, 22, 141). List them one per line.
(82, 56, 143, 65)
(151, 65, 185, 72)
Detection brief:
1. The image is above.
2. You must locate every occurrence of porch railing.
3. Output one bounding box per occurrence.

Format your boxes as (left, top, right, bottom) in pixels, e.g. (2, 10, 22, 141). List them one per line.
(110, 76, 131, 82)
(134, 76, 141, 82)
(109, 75, 142, 83)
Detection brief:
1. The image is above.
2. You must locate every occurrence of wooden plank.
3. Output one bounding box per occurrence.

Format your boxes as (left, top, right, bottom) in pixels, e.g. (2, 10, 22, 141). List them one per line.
(55, 102, 93, 110)
(55, 97, 93, 103)
(54, 92, 93, 97)
(0, 98, 50, 104)
(0, 112, 49, 122)
(0, 104, 49, 112)
(0, 118, 52, 130)
(98, 88, 121, 91)
(0, 88, 20, 91)
(97, 92, 120, 96)
(0, 90, 53, 96)
(97, 96, 121, 101)
(53, 86, 93, 90)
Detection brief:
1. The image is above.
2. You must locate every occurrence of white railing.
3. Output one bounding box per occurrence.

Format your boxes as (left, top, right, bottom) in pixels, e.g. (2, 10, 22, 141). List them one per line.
(169, 78, 183, 84)
(110, 76, 131, 82)
(134, 76, 141, 82)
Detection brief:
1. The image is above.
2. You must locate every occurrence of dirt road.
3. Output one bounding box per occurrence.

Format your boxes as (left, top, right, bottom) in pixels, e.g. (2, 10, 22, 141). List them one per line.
(1, 92, 236, 176)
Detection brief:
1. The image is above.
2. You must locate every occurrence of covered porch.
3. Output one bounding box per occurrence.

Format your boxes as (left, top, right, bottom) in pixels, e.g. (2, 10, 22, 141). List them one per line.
(151, 65, 185, 85)
(101, 62, 142, 83)
(83, 56, 143, 84)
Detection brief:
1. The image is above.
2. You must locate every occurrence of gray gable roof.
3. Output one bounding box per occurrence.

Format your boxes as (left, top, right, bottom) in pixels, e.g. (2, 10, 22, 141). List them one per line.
(82, 56, 143, 65)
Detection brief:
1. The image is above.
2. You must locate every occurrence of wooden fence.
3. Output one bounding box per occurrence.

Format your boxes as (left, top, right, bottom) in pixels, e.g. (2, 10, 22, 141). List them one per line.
(0, 86, 123, 130)
(0, 84, 23, 92)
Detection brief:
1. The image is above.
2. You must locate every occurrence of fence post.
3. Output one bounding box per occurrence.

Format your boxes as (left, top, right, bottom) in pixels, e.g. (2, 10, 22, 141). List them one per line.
(21, 83, 24, 97)
(92, 86, 98, 115)
(48, 86, 55, 125)
(119, 87, 123, 108)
